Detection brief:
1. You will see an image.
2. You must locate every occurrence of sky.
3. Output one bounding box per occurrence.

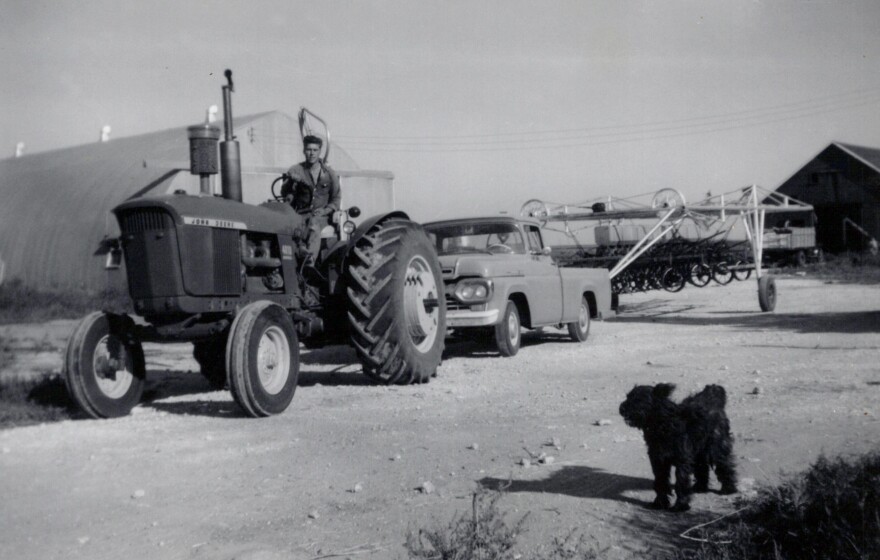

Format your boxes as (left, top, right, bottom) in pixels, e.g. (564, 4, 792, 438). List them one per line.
(2, 0, 880, 222)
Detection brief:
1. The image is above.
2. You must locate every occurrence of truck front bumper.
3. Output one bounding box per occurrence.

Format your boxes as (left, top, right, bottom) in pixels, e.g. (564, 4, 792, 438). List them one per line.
(446, 308, 500, 327)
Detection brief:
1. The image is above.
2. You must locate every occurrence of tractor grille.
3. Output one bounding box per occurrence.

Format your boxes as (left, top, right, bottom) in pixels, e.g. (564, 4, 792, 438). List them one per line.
(119, 209, 172, 233)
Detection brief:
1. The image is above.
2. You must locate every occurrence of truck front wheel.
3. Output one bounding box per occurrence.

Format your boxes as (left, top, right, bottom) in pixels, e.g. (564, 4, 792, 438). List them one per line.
(494, 301, 521, 357)
(567, 296, 591, 342)
(64, 312, 145, 419)
(227, 301, 299, 417)
(346, 218, 446, 384)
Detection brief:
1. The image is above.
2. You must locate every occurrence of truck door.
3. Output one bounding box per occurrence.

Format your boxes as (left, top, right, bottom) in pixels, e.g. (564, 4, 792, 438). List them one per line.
(522, 224, 564, 325)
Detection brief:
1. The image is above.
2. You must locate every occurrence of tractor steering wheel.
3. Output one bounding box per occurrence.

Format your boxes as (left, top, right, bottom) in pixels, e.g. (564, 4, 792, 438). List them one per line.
(271, 174, 289, 202)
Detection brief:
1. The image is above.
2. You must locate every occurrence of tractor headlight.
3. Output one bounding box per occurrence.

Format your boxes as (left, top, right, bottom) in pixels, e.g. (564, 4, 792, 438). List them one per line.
(342, 221, 356, 235)
(454, 279, 493, 303)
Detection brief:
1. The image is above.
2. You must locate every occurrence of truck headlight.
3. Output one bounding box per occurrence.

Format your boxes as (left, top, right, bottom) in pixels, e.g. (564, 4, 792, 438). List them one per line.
(454, 279, 493, 303)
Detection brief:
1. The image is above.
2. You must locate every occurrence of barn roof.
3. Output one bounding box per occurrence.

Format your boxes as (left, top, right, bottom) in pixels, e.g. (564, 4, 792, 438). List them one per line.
(833, 142, 880, 175)
(0, 111, 369, 291)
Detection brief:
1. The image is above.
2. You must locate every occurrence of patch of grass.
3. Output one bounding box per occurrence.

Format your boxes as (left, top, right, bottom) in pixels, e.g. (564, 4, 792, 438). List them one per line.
(799, 252, 880, 284)
(0, 372, 76, 429)
(0, 278, 131, 324)
(406, 488, 601, 560)
(674, 452, 880, 560)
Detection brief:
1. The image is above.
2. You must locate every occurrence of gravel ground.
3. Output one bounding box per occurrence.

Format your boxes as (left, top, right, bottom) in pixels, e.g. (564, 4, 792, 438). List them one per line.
(1, 274, 879, 559)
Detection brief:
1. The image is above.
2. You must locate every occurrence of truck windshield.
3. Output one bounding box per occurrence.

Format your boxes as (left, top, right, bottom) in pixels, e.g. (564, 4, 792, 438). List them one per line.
(424, 222, 526, 255)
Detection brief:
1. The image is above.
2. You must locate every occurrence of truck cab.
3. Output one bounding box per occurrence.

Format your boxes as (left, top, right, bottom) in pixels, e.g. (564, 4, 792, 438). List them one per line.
(423, 216, 614, 356)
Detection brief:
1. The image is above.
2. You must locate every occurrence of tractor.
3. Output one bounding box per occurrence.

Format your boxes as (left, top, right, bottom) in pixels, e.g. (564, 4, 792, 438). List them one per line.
(64, 70, 446, 418)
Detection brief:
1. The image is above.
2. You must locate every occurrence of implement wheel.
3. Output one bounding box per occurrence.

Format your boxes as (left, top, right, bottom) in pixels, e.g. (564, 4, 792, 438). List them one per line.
(227, 301, 299, 417)
(758, 276, 777, 312)
(346, 218, 446, 384)
(712, 262, 734, 285)
(64, 312, 145, 419)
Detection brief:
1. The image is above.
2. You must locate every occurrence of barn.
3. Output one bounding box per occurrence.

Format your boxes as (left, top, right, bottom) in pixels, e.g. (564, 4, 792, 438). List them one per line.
(775, 142, 880, 252)
(0, 111, 394, 291)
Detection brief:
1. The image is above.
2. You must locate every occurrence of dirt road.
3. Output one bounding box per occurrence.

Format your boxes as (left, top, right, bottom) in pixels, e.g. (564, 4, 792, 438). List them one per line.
(1, 275, 879, 559)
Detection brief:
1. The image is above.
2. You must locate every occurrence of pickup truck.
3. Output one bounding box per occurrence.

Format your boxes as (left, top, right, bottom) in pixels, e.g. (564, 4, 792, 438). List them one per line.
(422, 216, 615, 356)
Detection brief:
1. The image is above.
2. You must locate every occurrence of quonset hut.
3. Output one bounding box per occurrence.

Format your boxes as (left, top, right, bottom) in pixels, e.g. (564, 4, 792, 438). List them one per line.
(0, 111, 394, 291)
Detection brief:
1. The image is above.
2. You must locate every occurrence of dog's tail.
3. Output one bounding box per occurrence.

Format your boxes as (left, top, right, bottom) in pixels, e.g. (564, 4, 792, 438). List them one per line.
(702, 384, 727, 409)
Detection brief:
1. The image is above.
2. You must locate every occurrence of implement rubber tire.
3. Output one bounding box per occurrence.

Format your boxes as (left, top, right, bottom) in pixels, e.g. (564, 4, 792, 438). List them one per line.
(758, 276, 777, 312)
(567, 296, 591, 342)
(346, 218, 446, 384)
(494, 301, 521, 357)
(226, 301, 299, 417)
(193, 336, 228, 390)
(64, 312, 145, 419)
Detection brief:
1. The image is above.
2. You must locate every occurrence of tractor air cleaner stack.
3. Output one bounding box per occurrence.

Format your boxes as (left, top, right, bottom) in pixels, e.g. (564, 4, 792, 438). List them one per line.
(220, 69, 242, 202)
(187, 123, 221, 194)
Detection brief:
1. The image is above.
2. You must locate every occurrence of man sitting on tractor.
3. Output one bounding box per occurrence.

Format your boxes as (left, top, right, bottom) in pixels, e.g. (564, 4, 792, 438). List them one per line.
(282, 135, 341, 265)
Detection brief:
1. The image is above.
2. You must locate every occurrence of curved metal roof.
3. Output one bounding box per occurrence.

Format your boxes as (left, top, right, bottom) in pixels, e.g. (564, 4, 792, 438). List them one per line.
(0, 111, 366, 291)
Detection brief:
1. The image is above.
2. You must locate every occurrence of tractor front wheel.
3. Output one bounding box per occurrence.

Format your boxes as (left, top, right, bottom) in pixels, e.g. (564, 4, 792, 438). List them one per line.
(64, 312, 145, 419)
(226, 301, 299, 417)
(346, 218, 446, 384)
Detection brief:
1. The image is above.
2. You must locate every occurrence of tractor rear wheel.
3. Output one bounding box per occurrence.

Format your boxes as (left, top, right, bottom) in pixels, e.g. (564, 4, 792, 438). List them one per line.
(346, 218, 445, 384)
(193, 336, 228, 390)
(226, 301, 299, 417)
(64, 312, 145, 419)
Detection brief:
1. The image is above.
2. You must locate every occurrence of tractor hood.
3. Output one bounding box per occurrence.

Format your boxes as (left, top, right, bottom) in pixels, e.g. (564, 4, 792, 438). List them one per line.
(113, 194, 305, 235)
(438, 253, 526, 280)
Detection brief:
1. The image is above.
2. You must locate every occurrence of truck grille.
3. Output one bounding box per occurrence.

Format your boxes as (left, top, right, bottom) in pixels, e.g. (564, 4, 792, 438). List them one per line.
(119, 209, 172, 233)
(445, 293, 468, 311)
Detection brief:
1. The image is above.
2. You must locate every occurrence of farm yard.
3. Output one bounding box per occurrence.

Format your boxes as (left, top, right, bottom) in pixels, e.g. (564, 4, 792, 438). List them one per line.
(1, 272, 878, 559)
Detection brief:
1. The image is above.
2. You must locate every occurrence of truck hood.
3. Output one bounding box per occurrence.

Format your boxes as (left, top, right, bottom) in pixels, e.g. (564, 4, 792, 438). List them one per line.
(438, 253, 526, 280)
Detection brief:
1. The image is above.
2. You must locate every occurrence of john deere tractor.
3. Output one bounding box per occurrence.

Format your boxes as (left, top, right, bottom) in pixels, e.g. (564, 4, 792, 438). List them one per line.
(64, 70, 446, 418)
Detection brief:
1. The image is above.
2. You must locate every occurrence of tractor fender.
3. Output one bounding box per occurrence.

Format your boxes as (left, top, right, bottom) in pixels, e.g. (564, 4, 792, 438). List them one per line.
(347, 211, 412, 249)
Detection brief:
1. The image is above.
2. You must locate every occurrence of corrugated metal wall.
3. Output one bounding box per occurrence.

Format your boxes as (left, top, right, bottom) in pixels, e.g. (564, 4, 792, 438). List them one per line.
(0, 112, 394, 292)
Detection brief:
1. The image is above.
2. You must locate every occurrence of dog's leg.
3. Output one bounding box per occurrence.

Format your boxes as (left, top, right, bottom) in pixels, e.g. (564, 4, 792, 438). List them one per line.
(693, 459, 710, 493)
(714, 456, 739, 494)
(671, 463, 693, 512)
(649, 454, 672, 509)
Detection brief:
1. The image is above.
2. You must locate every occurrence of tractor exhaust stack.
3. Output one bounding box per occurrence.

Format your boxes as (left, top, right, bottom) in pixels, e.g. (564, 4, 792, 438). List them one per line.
(220, 69, 243, 202)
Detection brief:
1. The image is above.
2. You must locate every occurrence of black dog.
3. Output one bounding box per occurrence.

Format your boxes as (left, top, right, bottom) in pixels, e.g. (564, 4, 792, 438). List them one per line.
(619, 383, 738, 511)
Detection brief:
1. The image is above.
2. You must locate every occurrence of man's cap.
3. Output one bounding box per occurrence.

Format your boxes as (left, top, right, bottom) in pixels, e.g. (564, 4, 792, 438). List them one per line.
(303, 135, 323, 147)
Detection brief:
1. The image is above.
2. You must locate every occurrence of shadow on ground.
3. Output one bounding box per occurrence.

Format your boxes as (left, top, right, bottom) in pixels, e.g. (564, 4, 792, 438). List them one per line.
(479, 465, 653, 507)
(479, 465, 731, 558)
(615, 307, 880, 335)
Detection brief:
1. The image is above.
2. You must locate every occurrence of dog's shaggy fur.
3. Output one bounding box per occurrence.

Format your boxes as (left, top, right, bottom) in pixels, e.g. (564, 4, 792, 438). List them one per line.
(619, 383, 738, 511)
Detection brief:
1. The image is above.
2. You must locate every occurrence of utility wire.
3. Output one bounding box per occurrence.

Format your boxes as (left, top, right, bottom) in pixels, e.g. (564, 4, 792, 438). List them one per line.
(250, 87, 880, 153)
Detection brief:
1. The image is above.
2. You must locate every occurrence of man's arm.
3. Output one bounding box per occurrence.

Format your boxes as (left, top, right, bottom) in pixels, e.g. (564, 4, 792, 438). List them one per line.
(326, 168, 341, 212)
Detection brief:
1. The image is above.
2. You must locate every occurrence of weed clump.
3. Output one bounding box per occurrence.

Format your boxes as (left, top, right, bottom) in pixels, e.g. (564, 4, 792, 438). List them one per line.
(406, 488, 600, 560)
(0, 374, 75, 428)
(0, 278, 130, 325)
(676, 452, 880, 560)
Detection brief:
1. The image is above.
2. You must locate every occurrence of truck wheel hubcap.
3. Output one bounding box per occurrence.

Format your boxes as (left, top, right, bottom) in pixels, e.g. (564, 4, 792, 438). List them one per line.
(404, 255, 440, 353)
(257, 326, 289, 395)
(507, 309, 520, 345)
(93, 335, 134, 398)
